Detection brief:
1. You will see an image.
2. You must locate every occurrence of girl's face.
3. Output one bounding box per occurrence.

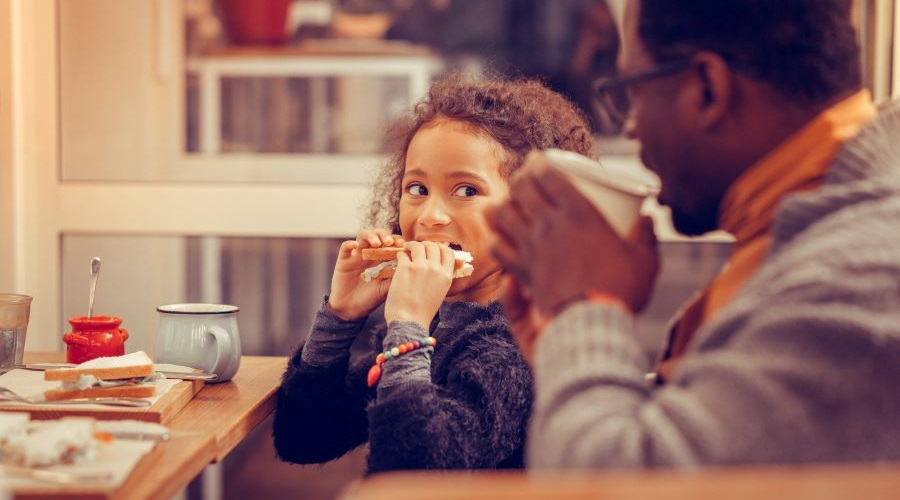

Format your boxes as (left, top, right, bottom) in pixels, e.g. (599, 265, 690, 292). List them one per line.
(398, 118, 510, 304)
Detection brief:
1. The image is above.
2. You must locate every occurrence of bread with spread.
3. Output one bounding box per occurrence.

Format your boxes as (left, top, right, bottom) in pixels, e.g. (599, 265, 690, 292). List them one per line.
(43, 351, 160, 401)
(360, 246, 474, 282)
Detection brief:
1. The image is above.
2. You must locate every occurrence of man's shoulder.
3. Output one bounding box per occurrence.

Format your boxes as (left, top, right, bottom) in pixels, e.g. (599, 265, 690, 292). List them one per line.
(787, 190, 900, 254)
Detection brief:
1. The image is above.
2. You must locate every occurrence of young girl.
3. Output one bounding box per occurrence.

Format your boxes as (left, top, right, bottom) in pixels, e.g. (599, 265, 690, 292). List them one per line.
(273, 75, 593, 472)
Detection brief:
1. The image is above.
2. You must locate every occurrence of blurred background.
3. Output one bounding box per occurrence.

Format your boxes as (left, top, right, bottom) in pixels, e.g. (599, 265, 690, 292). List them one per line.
(1, 0, 897, 499)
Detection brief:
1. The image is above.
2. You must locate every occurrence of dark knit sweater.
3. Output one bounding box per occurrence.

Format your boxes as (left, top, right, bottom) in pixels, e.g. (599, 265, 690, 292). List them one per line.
(273, 299, 533, 473)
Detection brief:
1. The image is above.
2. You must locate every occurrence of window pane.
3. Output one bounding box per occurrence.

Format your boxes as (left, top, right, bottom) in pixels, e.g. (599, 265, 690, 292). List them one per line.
(61, 235, 342, 357)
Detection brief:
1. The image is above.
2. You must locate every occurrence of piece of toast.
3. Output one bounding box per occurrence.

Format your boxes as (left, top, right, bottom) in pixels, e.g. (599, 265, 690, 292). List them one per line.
(361, 247, 404, 261)
(44, 384, 156, 401)
(43, 364, 155, 382)
(44, 351, 155, 382)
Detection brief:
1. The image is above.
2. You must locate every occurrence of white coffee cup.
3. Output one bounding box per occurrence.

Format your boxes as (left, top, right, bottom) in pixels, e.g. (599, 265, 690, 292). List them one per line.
(155, 303, 242, 383)
(540, 148, 661, 236)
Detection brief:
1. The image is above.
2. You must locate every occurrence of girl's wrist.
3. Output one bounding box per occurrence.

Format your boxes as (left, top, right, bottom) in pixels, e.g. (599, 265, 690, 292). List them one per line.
(385, 316, 426, 330)
(326, 298, 365, 321)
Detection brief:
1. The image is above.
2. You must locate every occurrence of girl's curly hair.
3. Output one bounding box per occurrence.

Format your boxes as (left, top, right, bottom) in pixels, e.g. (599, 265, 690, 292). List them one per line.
(366, 73, 594, 232)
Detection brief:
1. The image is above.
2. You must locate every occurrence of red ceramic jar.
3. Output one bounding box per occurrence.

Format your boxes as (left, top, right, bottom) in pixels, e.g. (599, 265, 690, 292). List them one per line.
(217, 0, 292, 45)
(63, 316, 129, 364)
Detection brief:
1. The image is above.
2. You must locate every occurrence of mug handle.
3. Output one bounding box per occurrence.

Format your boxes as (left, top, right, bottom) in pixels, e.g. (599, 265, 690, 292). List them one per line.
(207, 326, 232, 378)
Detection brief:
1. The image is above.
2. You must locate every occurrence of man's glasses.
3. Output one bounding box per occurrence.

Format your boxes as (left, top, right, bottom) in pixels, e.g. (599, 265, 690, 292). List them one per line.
(591, 59, 693, 131)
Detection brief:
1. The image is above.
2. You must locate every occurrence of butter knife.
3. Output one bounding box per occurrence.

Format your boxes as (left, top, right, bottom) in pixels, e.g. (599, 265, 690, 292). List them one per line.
(101, 430, 171, 441)
(16, 364, 217, 381)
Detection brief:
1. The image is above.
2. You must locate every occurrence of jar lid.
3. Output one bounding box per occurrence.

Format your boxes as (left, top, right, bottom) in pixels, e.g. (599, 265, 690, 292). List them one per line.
(68, 315, 123, 329)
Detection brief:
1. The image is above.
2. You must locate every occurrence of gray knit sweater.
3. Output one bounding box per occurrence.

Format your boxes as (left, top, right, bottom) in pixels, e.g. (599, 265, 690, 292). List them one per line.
(528, 99, 900, 469)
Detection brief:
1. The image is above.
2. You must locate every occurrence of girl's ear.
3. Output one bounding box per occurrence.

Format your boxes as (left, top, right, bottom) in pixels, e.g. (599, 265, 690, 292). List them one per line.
(683, 51, 733, 131)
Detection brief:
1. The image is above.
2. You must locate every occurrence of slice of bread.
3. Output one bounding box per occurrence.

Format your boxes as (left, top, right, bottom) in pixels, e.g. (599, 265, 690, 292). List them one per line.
(44, 351, 154, 382)
(43, 384, 157, 401)
(44, 364, 155, 382)
(361, 247, 404, 261)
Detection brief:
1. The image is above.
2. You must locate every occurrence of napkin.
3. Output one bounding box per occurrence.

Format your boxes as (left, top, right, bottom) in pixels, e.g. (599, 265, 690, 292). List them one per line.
(0, 425, 158, 489)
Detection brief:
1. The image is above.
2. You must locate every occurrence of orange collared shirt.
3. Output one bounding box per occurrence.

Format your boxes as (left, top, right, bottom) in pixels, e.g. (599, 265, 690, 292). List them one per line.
(658, 90, 877, 381)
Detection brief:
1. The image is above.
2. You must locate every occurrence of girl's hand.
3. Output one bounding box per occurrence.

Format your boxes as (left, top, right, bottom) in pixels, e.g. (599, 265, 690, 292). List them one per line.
(384, 241, 455, 329)
(328, 228, 405, 321)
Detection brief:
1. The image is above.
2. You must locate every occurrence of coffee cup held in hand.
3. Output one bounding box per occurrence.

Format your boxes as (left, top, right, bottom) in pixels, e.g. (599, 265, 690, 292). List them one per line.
(155, 303, 242, 383)
(539, 149, 660, 236)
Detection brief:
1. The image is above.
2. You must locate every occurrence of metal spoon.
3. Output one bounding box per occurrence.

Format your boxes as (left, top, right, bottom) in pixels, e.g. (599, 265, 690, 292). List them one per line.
(88, 257, 101, 319)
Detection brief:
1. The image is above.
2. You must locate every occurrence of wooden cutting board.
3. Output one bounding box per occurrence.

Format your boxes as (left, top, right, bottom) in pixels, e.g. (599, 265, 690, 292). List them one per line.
(0, 369, 205, 423)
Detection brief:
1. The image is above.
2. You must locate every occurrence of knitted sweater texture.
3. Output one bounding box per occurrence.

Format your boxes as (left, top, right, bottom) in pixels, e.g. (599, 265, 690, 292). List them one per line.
(273, 300, 532, 473)
(528, 100, 900, 469)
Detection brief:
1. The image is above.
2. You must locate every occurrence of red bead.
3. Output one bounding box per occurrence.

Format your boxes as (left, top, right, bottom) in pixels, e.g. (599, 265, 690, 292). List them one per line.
(375, 353, 385, 364)
(398, 345, 408, 354)
(412, 341, 421, 349)
(367, 364, 382, 387)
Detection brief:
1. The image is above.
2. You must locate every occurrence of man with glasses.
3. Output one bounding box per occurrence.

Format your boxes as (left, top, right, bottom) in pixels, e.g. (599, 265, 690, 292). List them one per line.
(490, 0, 900, 468)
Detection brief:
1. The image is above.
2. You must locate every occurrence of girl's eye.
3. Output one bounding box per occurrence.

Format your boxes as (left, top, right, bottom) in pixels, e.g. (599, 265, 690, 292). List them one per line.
(405, 183, 427, 196)
(453, 185, 478, 197)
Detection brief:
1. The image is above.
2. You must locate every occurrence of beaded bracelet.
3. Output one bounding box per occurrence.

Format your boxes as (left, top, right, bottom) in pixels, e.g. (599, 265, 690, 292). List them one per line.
(367, 337, 436, 387)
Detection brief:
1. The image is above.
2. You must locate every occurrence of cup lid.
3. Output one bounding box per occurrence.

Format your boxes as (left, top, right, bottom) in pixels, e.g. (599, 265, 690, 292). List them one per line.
(157, 303, 239, 314)
(543, 148, 661, 198)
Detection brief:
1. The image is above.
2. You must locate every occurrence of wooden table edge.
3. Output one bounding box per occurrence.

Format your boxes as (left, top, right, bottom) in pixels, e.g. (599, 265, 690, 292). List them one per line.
(337, 464, 900, 500)
(110, 431, 216, 500)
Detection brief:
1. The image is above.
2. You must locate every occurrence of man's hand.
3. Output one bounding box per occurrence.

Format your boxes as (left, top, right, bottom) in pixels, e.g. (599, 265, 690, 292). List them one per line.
(500, 275, 549, 366)
(488, 155, 660, 317)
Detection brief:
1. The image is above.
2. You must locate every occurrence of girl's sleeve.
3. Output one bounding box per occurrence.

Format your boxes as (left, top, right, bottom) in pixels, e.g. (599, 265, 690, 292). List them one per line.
(366, 320, 533, 471)
(272, 299, 375, 464)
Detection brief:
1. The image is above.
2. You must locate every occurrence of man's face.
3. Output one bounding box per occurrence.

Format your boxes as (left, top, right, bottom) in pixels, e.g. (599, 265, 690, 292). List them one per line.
(619, 0, 721, 236)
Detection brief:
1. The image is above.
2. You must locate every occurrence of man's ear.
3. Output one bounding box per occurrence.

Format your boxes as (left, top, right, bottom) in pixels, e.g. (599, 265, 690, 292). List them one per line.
(685, 51, 733, 131)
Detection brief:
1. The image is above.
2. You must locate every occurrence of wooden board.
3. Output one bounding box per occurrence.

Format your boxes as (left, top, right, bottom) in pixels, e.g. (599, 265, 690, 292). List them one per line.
(0, 378, 204, 424)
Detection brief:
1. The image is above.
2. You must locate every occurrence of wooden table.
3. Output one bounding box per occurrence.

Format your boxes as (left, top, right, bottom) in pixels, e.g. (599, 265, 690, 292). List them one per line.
(11, 354, 287, 499)
(166, 356, 285, 463)
(338, 464, 900, 500)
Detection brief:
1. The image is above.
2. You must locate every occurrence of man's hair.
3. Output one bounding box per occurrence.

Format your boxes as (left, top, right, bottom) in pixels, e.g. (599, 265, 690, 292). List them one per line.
(637, 0, 862, 105)
(366, 74, 593, 232)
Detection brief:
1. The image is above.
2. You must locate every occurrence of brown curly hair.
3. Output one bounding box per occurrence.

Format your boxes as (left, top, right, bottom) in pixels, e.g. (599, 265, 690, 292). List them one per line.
(366, 73, 594, 232)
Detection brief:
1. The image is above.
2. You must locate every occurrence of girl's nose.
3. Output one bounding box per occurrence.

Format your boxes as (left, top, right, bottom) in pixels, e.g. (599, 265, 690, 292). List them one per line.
(418, 196, 451, 226)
